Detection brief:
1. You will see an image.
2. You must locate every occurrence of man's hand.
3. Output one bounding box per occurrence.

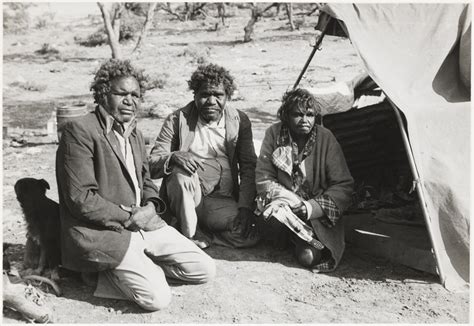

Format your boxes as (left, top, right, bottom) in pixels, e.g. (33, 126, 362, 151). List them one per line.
(290, 202, 308, 221)
(233, 207, 257, 238)
(170, 151, 204, 175)
(120, 202, 164, 232)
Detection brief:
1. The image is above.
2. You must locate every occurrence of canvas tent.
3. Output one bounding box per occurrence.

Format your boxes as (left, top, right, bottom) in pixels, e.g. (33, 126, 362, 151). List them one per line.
(308, 3, 470, 292)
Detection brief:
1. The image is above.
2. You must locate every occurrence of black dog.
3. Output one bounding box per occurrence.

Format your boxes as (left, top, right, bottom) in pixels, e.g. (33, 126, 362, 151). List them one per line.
(14, 178, 61, 280)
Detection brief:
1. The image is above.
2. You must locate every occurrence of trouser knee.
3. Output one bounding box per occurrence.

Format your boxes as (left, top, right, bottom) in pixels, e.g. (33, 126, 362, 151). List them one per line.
(166, 168, 198, 190)
(199, 255, 216, 283)
(135, 286, 172, 311)
(185, 255, 216, 284)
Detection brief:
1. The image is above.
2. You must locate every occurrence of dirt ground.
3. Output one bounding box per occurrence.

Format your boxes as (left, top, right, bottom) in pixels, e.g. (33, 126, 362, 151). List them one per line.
(2, 3, 470, 324)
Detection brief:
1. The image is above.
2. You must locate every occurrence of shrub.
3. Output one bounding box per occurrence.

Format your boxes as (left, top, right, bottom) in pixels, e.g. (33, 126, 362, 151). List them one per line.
(10, 81, 47, 92)
(75, 29, 107, 47)
(34, 43, 60, 55)
(144, 73, 169, 90)
(178, 45, 211, 64)
(119, 10, 144, 41)
(76, 12, 144, 47)
(35, 11, 56, 29)
(3, 3, 33, 34)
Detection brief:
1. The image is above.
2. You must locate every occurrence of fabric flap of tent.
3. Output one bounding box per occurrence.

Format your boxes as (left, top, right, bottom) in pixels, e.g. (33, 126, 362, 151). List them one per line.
(325, 3, 471, 292)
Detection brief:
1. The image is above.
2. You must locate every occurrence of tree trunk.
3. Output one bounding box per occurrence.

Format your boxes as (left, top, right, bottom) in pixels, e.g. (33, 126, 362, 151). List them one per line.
(243, 3, 275, 42)
(286, 3, 295, 31)
(217, 3, 226, 27)
(244, 4, 259, 42)
(184, 2, 190, 21)
(97, 2, 122, 59)
(133, 2, 158, 54)
(110, 3, 123, 44)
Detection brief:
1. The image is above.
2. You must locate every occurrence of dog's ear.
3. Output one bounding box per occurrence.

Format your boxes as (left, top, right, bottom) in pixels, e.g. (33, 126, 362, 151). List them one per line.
(39, 179, 50, 190)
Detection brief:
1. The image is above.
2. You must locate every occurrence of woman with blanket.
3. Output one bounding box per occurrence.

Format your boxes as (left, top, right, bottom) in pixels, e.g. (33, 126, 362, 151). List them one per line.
(255, 88, 354, 271)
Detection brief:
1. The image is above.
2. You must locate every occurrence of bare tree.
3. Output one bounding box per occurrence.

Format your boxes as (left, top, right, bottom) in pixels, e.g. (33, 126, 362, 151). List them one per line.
(285, 3, 295, 31)
(132, 2, 157, 54)
(183, 2, 207, 21)
(157, 2, 207, 22)
(243, 3, 277, 42)
(217, 3, 226, 27)
(97, 2, 123, 59)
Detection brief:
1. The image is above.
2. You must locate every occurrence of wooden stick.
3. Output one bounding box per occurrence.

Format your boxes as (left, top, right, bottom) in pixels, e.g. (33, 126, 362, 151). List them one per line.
(293, 13, 332, 89)
(389, 100, 445, 284)
(3, 274, 53, 323)
(23, 275, 62, 297)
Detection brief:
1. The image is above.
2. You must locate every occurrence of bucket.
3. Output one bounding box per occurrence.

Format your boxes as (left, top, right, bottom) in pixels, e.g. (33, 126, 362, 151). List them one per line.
(56, 103, 89, 141)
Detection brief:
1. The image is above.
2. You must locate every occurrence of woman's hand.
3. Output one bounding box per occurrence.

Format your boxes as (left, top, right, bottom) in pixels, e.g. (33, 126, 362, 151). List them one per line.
(290, 202, 308, 221)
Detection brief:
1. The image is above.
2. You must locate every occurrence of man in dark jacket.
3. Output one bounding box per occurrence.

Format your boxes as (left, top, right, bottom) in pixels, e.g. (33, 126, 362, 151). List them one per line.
(149, 64, 260, 249)
(56, 59, 215, 311)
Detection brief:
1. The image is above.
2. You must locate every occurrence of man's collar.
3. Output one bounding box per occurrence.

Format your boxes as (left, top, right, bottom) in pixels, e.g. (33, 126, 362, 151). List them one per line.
(197, 114, 225, 128)
(97, 105, 137, 138)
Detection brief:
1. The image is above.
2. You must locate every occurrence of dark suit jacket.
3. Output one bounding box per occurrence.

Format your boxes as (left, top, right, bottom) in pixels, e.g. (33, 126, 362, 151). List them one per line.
(149, 101, 257, 210)
(56, 107, 162, 272)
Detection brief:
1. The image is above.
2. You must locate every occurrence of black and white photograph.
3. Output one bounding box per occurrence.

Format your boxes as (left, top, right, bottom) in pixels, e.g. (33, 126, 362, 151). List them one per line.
(2, 1, 470, 323)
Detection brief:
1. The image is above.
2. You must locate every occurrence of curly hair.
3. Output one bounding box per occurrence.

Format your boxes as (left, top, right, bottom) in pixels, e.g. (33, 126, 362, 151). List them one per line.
(277, 88, 322, 123)
(90, 59, 148, 105)
(188, 63, 236, 98)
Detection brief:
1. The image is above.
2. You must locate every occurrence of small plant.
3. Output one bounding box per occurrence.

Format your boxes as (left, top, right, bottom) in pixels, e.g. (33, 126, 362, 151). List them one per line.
(34, 43, 60, 55)
(75, 29, 107, 47)
(10, 81, 47, 92)
(145, 73, 169, 90)
(178, 45, 211, 64)
(35, 11, 55, 29)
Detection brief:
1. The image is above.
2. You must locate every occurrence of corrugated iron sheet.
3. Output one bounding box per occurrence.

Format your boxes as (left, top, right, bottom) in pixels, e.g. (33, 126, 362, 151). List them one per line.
(322, 100, 412, 185)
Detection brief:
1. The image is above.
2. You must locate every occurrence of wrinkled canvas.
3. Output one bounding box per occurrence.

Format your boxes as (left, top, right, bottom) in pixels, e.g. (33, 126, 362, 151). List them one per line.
(326, 3, 471, 291)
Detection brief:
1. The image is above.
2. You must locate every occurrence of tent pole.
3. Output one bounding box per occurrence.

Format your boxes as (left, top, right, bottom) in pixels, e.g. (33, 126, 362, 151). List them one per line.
(390, 103, 446, 285)
(293, 15, 333, 89)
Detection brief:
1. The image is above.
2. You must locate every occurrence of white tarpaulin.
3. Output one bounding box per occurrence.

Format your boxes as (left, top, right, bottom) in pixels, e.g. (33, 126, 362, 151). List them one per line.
(326, 3, 471, 291)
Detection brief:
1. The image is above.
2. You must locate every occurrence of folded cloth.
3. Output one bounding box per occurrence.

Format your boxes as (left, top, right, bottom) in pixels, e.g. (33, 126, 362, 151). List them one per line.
(269, 205, 324, 250)
(256, 187, 323, 249)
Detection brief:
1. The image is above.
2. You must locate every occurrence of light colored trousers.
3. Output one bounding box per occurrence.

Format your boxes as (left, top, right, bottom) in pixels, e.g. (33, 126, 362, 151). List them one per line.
(94, 225, 215, 311)
(166, 169, 259, 248)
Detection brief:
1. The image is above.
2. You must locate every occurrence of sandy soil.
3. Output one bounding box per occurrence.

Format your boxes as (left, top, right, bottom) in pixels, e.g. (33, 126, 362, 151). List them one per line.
(2, 4, 470, 323)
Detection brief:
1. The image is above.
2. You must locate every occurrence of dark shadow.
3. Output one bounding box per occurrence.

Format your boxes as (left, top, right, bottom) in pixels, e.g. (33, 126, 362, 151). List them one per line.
(432, 40, 470, 103)
(3, 242, 147, 315)
(332, 247, 439, 284)
(256, 32, 316, 43)
(3, 53, 101, 64)
(5, 141, 58, 148)
(57, 274, 147, 315)
(205, 242, 439, 284)
(160, 27, 210, 36)
(168, 32, 315, 47)
(169, 39, 245, 47)
(432, 5, 470, 102)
